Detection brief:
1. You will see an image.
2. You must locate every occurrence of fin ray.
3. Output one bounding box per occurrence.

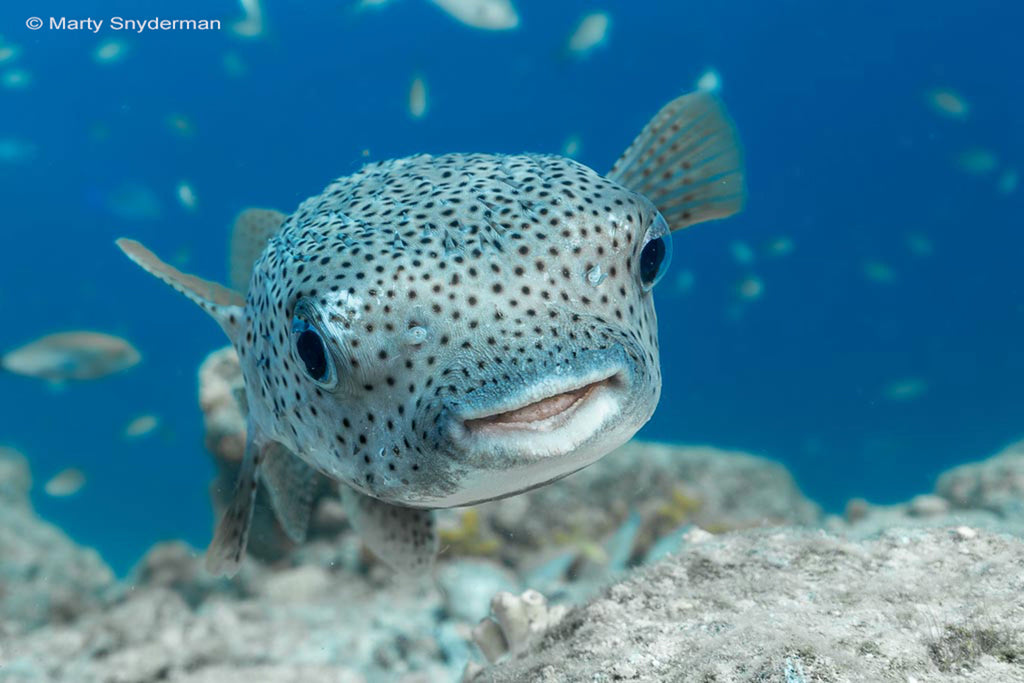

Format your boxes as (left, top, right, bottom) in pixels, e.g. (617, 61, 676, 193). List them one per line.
(205, 429, 265, 576)
(260, 442, 318, 543)
(116, 238, 244, 341)
(608, 92, 745, 231)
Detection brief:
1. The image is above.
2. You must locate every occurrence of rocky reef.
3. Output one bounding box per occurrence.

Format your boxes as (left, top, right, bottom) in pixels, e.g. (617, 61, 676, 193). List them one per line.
(469, 526, 1024, 682)
(0, 447, 114, 640)
(1, 349, 1023, 681)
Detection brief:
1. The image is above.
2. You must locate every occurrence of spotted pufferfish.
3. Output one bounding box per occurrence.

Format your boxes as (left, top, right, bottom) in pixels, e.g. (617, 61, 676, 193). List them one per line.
(118, 91, 745, 576)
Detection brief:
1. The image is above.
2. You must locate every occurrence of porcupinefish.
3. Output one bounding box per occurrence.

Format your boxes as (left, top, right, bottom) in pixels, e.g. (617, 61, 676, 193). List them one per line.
(117, 91, 745, 576)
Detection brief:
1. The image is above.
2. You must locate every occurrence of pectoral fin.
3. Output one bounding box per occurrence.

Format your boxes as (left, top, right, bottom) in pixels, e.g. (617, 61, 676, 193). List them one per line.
(116, 238, 245, 343)
(228, 208, 286, 292)
(260, 443, 319, 543)
(205, 425, 266, 576)
(340, 487, 438, 574)
(609, 91, 745, 231)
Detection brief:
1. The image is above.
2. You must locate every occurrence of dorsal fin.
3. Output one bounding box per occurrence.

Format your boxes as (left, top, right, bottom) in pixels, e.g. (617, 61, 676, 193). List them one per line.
(116, 238, 244, 342)
(229, 208, 286, 292)
(609, 91, 745, 231)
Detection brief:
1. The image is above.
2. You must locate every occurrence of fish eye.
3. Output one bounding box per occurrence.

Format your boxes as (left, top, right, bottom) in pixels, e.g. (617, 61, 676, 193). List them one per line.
(291, 301, 337, 388)
(638, 212, 673, 291)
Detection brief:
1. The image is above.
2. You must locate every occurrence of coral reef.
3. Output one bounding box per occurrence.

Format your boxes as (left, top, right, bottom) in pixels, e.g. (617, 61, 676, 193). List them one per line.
(937, 439, 1024, 515)
(0, 447, 115, 638)
(451, 441, 821, 572)
(830, 440, 1024, 539)
(463, 589, 568, 681)
(0, 432, 822, 682)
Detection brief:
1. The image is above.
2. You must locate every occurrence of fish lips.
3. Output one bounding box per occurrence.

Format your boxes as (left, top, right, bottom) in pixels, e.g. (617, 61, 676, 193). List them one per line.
(426, 345, 649, 505)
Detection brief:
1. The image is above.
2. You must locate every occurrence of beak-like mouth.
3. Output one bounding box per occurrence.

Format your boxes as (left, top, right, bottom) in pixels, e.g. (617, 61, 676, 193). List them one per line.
(421, 349, 646, 507)
(462, 375, 617, 435)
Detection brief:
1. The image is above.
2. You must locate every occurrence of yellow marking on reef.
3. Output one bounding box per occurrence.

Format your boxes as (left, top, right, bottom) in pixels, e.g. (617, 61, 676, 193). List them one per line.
(654, 487, 703, 526)
(438, 508, 500, 556)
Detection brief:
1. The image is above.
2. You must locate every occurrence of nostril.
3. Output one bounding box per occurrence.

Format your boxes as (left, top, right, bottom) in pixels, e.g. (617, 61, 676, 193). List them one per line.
(404, 324, 428, 346)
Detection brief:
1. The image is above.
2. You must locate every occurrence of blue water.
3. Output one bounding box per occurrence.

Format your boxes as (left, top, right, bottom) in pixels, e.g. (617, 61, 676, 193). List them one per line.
(1, 0, 1021, 574)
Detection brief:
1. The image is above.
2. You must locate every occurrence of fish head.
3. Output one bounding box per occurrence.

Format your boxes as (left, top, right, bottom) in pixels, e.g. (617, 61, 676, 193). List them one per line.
(241, 153, 671, 507)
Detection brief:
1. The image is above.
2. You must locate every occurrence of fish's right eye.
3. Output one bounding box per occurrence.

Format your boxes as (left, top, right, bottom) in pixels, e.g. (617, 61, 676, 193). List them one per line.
(291, 303, 337, 389)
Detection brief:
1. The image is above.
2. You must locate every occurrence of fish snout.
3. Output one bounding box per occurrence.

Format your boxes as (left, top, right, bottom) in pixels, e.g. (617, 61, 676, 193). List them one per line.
(406, 342, 652, 506)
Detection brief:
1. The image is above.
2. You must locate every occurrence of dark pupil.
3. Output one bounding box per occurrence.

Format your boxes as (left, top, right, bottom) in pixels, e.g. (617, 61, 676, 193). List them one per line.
(640, 238, 666, 284)
(296, 329, 328, 380)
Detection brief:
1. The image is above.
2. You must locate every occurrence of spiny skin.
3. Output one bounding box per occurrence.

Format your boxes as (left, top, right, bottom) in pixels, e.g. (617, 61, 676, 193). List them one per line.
(239, 153, 663, 507)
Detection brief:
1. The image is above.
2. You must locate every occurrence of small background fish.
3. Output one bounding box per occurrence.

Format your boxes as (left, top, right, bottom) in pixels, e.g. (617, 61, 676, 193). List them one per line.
(2, 332, 141, 383)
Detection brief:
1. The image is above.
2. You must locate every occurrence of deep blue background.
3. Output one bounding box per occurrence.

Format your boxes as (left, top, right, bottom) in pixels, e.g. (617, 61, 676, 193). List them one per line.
(1, 0, 1021, 573)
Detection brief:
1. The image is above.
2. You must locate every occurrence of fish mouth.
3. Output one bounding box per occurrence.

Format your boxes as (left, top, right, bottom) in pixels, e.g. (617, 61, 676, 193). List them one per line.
(461, 375, 618, 436)
(416, 347, 651, 508)
(449, 365, 628, 459)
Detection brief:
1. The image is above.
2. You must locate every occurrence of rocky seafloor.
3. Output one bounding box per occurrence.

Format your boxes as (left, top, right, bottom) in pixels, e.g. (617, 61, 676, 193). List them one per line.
(2, 348, 1024, 682)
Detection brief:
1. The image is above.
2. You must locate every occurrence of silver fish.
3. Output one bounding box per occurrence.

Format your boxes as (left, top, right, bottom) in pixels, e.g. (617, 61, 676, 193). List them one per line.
(118, 91, 745, 576)
(2, 331, 141, 382)
(428, 0, 519, 31)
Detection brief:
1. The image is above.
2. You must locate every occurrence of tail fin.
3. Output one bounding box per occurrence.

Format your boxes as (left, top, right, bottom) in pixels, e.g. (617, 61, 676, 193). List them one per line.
(609, 92, 745, 231)
(116, 238, 245, 343)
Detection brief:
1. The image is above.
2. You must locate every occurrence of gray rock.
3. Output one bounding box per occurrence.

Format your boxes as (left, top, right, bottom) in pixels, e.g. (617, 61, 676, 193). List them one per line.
(937, 440, 1024, 515)
(174, 665, 366, 683)
(259, 565, 333, 603)
(0, 446, 31, 505)
(127, 540, 250, 607)
(0, 447, 115, 636)
(908, 493, 951, 517)
(2, 577, 455, 682)
(473, 527, 1024, 682)
(834, 441, 1024, 539)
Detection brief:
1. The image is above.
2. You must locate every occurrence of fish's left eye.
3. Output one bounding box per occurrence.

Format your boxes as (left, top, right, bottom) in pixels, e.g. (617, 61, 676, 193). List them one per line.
(291, 302, 337, 389)
(638, 212, 673, 292)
